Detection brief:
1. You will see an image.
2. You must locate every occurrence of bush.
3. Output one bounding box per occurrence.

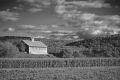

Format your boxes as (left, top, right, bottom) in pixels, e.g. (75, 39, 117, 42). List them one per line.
(59, 46, 86, 58)
(60, 49, 73, 58)
(0, 42, 7, 57)
(0, 41, 20, 58)
(17, 42, 26, 52)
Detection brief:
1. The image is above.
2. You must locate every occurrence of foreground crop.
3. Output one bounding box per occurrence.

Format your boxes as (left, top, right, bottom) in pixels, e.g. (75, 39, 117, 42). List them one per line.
(0, 58, 120, 68)
(0, 67, 120, 80)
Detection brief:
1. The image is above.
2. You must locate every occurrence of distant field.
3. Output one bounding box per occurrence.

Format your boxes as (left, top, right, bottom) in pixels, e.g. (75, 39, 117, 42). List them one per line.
(0, 58, 120, 68)
(0, 67, 120, 80)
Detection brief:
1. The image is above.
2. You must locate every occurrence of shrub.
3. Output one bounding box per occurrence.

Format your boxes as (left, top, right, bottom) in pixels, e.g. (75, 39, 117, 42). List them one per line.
(0, 42, 7, 57)
(60, 48, 73, 58)
(17, 42, 26, 52)
(0, 41, 20, 58)
(59, 46, 86, 58)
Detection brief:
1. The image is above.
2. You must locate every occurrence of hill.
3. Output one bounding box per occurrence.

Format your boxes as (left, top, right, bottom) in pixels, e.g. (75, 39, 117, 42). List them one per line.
(66, 34, 120, 57)
(0, 36, 74, 55)
(1, 35, 120, 58)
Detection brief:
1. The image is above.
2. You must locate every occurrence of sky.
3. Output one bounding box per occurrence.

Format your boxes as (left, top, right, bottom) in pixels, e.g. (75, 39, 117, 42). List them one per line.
(0, 0, 120, 40)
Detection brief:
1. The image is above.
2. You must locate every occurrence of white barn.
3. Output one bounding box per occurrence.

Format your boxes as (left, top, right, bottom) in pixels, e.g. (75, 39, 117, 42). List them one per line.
(22, 38, 48, 55)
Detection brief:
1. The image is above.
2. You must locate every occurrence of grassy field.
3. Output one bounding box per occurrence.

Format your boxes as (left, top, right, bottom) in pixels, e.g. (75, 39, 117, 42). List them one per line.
(0, 67, 120, 80)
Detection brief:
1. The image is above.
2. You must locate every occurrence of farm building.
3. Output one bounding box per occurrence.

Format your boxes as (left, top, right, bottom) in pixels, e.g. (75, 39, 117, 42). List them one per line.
(21, 38, 48, 55)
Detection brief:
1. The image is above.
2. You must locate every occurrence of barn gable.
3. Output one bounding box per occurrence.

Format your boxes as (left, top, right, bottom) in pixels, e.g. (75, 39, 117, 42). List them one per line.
(23, 40, 47, 48)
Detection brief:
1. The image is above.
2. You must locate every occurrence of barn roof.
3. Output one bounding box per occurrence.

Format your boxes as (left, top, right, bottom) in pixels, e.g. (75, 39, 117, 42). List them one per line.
(23, 40, 47, 47)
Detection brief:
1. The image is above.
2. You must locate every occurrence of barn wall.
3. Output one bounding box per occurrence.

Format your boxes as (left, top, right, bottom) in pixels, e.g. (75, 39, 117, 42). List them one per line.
(20, 41, 29, 53)
(29, 47, 48, 54)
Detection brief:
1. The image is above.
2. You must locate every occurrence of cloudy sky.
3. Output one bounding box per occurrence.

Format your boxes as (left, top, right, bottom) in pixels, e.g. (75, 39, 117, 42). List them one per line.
(0, 0, 120, 40)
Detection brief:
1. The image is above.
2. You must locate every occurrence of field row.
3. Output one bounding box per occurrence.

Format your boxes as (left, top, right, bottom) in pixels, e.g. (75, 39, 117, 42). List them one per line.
(0, 58, 120, 68)
(0, 67, 120, 80)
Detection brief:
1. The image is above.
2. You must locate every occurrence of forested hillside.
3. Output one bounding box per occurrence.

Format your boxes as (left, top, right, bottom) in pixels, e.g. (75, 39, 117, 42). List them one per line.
(0, 36, 74, 58)
(0, 36, 74, 53)
(1, 34, 120, 58)
(66, 34, 120, 57)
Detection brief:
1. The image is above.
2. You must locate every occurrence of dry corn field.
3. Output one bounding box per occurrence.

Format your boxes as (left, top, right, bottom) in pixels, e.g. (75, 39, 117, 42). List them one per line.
(0, 58, 120, 80)
(0, 58, 120, 68)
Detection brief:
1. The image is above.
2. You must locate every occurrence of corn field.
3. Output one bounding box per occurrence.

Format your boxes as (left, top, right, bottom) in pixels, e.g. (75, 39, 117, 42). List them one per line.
(0, 58, 120, 68)
(0, 67, 120, 80)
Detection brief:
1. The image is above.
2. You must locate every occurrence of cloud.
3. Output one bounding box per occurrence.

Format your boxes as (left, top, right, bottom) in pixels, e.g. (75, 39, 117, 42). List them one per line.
(103, 0, 120, 8)
(3, 27, 15, 32)
(48, 32, 80, 40)
(8, 27, 15, 32)
(39, 25, 50, 30)
(80, 13, 96, 21)
(13, 4, 24, 10)
(17, 24, 51, 32)
(23, 0, 35, 3)
(70, 0, 111, 8)
(17, 0, 35, 3)
(64, 11, 120, 36)
(0, 10, 19, 22)
(28, 8, 42, 13)
(42, 1, 51, 6)
(21, 0, 51, 6)
(20, 25, 36, 29)
(17, 0, 52, 13)
(82, 14, 120, 35)
(57, 30, 73, 34)
(91, 30, 103, 35)
(55, 0, 112, 15)
(49, 30, 74, 37)
(51, 25, 59, 28)
(18, 0, 51, 8)
(40, 30, 52, 33)
(55, 5, 66, 14)
(51, 33, 66, 36)
(104, 15, 120, 24)
(73, 36, 79, 39)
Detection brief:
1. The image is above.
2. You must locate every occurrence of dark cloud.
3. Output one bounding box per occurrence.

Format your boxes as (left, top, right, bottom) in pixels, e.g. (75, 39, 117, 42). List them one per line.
(0, 0, 120, 39)
(105, 0, 120, 7)
(62, 9, 120, 36)
(17, 0, 53, 12)
(3, 27, 15, 32)
(0, 10, 19, 22)
(0, 0, 18, 10)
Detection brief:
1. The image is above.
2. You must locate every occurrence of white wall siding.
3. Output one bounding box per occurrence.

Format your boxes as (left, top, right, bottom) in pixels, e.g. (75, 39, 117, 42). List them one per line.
(29, 47, 48, 54)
